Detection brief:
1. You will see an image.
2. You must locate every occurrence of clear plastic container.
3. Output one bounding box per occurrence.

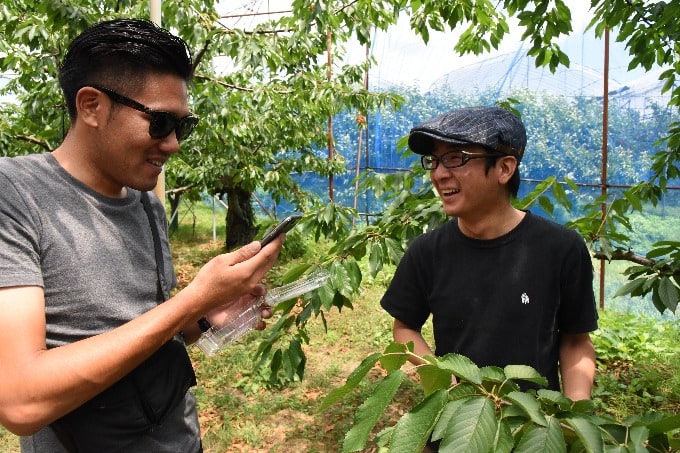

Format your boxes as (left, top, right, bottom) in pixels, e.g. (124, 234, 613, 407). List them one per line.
(196, 270, 330, 356)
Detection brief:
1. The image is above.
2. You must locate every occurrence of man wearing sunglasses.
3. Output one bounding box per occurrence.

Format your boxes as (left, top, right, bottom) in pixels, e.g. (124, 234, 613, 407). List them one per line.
(380, 106, 598, 452)
(0, 19, 283, 453)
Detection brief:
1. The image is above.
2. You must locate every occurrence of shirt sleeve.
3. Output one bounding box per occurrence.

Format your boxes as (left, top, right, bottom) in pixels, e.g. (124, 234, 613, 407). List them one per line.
(380, 236, 432, 331)
(0, 171, 44, 288)
(557, 232, 599, 334)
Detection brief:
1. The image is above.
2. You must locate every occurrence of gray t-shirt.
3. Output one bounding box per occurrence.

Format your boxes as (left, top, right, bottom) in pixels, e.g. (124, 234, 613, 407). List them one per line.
(0, 153, 200, 452)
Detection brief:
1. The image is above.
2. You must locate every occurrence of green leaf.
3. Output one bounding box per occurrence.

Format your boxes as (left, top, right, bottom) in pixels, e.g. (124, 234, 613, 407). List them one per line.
(504, 365, 549, 387)
(564, 177, 579, 193)
(342, 370, 405, 453)
(647, 413, 680, 436)
(268, 349, 283, 386)
(493, 419, 514, 453)
(436, 353, 483, 384)
(439, 397, 499, 453)
(368, 242, 379, 276)
(657, 277, 679, 312)
(536, 389, 572, 411)
(280, 262, 312, 283)
(538, 196, 555, 215)
(613, 278, 646, 298)
(571, 399, 596, 414)
(563, 417, 605, 453)
(514, 416, 567, 453)
(480, 366, 506, 383)
(432, 399, 466, 442)
(384, 237, 404, 264)
(319, 352, 381, 411)
(629, 425, 649, 448)
(417, 364, 454, 395)
(379, 341, 410, 373)
(505, 392, 547, 427)
(284, 337, 306, 381)
(448, 382, 481, 400)
(389, 389, 449, 453)
(322, 202, 335, 224)
(623, 190, 643, 212)
(551, 180, 572, 211)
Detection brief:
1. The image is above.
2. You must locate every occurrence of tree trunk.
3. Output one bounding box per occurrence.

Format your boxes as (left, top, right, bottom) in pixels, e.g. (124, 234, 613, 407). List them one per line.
(224, 187, 256, 250)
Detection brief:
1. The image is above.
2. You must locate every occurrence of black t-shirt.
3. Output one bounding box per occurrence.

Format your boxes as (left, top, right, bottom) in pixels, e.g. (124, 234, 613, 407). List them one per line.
(380, 211, 598, 390)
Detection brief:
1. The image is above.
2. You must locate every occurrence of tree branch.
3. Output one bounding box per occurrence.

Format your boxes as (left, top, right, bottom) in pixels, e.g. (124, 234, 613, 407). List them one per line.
(193, 38, 211, 71)
(194, 74, 254, 92)
(337, 0, 360, 14)
(194, 74, 294, 95)
(593, 249, 680, 278)
(165, 184, 195, 195)
(593, 249, 657, 267)
(16, 135, 51, 151)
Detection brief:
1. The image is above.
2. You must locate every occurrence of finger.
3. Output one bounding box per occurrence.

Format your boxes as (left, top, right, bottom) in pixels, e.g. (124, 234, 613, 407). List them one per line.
(221, 241, 261, 266)
(260, 308, 273, 320)
(260, 231, 286, 248)
(251, 283, 266, 298)
(260, 233, 285, 254)
(237, 236, 284, 282)
(212, 238, 281, 288)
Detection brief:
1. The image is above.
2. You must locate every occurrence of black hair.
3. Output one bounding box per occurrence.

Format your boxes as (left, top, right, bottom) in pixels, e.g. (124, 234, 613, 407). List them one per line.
(484, 155, 521, 198)
(58, 18, 193, 120)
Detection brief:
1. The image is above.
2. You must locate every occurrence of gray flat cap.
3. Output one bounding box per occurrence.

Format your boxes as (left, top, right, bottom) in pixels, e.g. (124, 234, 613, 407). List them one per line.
(408, 106, 526, 161)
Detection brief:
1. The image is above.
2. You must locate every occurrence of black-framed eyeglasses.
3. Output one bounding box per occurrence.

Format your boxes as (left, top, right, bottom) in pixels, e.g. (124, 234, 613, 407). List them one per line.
(421, 150, 506, 170)
(88, 85, 199, 142)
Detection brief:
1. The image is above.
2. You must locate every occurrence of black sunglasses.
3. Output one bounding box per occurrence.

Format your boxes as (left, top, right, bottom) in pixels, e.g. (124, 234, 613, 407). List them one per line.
(88, 85, 199, 142)
(421, 150, 507, 170)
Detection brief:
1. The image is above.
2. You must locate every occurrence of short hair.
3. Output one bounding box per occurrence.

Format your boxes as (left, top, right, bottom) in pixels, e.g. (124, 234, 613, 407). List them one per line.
(484, 155, 521, 198)
(58, 18, 194, 120)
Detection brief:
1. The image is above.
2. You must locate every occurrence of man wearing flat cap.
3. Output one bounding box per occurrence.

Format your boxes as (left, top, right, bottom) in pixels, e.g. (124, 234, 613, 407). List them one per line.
(380, 106, 598, 451)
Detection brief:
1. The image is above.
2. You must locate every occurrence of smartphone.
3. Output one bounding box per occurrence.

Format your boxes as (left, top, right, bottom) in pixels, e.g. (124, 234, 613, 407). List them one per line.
(259, 214, 303, 247)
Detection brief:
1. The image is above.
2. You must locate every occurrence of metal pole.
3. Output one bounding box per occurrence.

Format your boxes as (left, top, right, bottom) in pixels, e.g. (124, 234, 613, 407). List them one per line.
(600, 28, 610, 310)
(352, 43, 370, 218)
(327, 28, 334, 202)
(150, 0, 165, 203)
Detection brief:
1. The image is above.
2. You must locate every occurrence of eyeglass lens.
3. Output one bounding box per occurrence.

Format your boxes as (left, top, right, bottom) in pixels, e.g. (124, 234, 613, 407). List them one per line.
(421, 150, 504, 170)
(422, 152, 464, 170)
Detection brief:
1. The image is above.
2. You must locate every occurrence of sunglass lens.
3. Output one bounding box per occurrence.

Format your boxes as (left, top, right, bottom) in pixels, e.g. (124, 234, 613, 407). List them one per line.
(176, 116, 199, 141)
(148, 112, 177, 139)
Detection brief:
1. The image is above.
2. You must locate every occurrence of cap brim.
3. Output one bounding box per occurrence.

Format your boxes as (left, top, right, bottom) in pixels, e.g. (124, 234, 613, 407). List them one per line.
(408, 130, 471, 155)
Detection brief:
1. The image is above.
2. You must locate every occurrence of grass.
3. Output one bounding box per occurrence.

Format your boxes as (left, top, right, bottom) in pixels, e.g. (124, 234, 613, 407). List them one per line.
(1, 202, 678, 452)
(191, 283, 421, 452)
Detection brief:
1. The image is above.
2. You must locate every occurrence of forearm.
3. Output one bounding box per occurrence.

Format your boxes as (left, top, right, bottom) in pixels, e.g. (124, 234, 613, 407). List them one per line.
(393, 319, 434, 366)
(1, 290, 200, 435)
(559, 333, 596, 401)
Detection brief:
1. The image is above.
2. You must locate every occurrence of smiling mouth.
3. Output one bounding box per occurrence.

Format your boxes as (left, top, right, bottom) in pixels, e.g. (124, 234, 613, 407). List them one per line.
(441, 188, 460, 196)
(149, 160, 165, 168)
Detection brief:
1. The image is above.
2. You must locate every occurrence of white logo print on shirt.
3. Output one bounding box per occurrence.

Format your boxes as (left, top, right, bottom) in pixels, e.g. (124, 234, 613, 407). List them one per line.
(521, 292, 530, 304)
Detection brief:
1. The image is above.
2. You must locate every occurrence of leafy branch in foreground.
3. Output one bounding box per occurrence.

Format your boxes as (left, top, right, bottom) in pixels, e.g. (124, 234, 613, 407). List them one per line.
(321, 342, 680, 453)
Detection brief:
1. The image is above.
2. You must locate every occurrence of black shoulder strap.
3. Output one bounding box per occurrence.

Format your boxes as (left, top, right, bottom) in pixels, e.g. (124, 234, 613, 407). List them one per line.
(140, 191, 170, 301)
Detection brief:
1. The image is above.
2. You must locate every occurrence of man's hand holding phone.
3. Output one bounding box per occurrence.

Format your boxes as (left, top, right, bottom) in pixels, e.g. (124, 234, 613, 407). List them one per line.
(259, 214, 302, 247)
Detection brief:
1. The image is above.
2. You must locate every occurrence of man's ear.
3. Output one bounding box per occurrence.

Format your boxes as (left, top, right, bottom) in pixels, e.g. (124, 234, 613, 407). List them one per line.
(74, 86, 105, 128)
(497, 155, 518, 185)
